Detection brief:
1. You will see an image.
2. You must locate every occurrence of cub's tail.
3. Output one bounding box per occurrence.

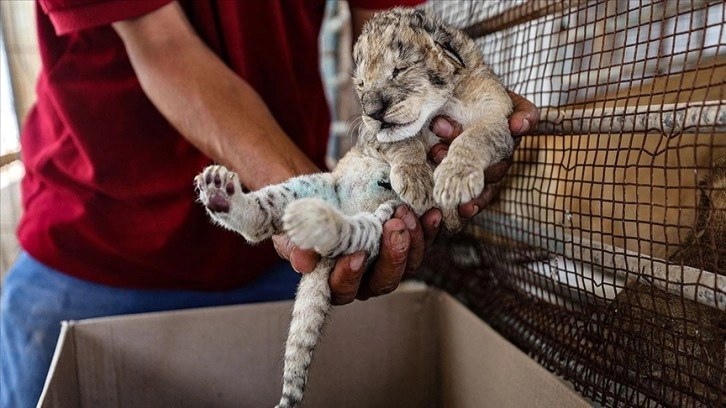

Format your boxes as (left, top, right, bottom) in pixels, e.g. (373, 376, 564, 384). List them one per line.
(275, 258, 334, 408)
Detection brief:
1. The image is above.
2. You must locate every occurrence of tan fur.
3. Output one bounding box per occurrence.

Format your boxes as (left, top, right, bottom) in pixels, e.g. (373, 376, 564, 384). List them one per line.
(669, 154, 726, 273)
(353, 7, 514, 210)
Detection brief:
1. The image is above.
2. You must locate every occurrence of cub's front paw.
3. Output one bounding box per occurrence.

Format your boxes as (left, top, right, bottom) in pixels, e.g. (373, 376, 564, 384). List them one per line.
(391, 164, 434, 215)
(195, 165, 241, 213)
(283, 198, 342, 257)
(433, 159, 485, 209)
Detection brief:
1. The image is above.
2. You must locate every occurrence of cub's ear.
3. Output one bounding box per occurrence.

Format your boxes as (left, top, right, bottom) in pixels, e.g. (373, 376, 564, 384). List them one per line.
(412, 9, 438, 34)
(413, 9, 466, 69)
(435, 41, 466, 69)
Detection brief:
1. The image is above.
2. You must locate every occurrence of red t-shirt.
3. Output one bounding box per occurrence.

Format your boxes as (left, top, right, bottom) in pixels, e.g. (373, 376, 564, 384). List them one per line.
(18, 0, 422, 290)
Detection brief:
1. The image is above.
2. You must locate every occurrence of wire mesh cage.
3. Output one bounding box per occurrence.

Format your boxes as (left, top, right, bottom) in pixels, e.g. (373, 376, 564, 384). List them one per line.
(414, 1, 725, 406)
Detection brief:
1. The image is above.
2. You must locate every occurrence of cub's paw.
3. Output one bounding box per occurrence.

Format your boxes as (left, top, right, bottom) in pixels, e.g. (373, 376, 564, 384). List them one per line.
(283, 198, 343, 257)
(433, 159, 485, 209)
(391, 164, 434, 215)
(195, 165, 241, 214)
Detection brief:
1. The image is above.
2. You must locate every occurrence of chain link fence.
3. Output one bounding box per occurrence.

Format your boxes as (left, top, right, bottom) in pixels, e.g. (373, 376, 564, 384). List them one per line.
(417, 1, 725, 406)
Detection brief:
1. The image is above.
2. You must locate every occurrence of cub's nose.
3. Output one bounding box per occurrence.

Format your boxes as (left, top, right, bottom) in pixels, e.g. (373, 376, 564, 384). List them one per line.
(363, 95, 391, 122)
(368, 106, 387, 122)
(367, 99, 396, 129)
(368, 107, 395, 129)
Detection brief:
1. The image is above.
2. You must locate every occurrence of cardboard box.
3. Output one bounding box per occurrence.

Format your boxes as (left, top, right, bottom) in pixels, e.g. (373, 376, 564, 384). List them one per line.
(38, 283, 589, 407)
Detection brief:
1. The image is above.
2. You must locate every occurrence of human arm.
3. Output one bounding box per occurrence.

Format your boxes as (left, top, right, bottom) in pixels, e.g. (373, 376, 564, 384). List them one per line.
(115, 1, 431, 300)
(111, 1, 319, 190)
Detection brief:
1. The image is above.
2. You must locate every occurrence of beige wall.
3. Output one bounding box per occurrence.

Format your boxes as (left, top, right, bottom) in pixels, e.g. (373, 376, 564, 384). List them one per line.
(1, 0, 41, 128)
(0, 1, 38, 282)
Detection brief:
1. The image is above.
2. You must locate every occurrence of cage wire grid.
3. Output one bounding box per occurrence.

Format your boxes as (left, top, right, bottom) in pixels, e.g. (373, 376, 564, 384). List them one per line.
(414, 1, 726, 407)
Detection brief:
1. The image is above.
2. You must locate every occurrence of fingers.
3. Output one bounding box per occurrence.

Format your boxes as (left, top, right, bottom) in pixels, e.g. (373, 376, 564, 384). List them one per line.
(290, 247, 320, 273)
(431, 91, 539, 141)
(483, 156, 513, 184)
(355, 218, 409, 301)
(271, 234, 318, 273)
(330, 205, 439, 305)
(282, 205, 432, 305)
(393, 205, 426, 277)
(429, 116, 462, 143)
(276, 233, 368, 305)
(507, 90, 539, 136)
(271, 234, 293, 260)
(420, 208, 442, 249)
(458, 158, 512, 219)
(328, 252, 367, 305)
(458, 182, 500, 219)
(428, 143, 448, 164)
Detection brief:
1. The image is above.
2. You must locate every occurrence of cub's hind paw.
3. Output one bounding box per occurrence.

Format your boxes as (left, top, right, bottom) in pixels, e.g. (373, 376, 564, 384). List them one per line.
(283, 198, 342, 257)
(195, 165, 274, 242)
(195, 165, 241, 213)
(433, 160, 485, 209)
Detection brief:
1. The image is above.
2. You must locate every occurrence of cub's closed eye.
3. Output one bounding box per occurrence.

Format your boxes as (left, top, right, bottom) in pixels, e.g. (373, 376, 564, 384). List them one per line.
(392, 67, 408, 79)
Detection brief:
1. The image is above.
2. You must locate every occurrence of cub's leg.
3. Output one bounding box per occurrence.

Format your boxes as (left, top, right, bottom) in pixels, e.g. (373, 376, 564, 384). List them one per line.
(195, 165, 336, 242)
(433, 116, 513, 208)
(283, 198, 400, 258)
(381, 137, 434, 216)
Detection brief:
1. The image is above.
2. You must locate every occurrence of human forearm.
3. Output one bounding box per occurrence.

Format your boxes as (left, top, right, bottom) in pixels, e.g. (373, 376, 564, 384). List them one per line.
(113, 2, 318, 190)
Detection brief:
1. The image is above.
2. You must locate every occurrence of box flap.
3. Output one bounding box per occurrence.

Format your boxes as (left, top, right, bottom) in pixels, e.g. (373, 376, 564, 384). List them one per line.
(37, 322, 80, 408)
(61, 284, 438, 408)
(436, 293, 590, 408)
(39, 284, 590, 407)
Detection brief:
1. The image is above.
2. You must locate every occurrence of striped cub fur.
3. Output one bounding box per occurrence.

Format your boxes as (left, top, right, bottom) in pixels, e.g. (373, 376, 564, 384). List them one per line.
(195, 6, 513, 408)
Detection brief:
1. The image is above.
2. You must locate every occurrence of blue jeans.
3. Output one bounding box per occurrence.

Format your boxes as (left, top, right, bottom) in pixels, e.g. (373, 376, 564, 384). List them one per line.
(0, 251, 300, 408)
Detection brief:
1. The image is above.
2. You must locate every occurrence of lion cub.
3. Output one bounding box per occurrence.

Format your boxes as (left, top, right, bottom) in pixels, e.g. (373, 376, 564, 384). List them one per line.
(354, 7, 513, 210)
(195, 7, 512, 408)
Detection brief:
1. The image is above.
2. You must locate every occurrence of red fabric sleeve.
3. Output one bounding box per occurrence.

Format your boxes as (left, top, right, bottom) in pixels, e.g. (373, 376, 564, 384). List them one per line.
(348, 0, 425, 10)
(38, 0, 173, 35)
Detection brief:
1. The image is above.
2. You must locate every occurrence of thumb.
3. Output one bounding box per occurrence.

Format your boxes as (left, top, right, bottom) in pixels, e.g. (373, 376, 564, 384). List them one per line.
(272, 234, 319, 273)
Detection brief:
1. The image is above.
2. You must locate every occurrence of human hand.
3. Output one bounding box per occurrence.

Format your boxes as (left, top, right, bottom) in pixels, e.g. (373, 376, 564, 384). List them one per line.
(272, 204, 441, 305)
(428, 90, 539, 218)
